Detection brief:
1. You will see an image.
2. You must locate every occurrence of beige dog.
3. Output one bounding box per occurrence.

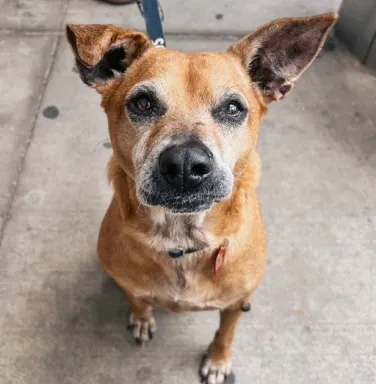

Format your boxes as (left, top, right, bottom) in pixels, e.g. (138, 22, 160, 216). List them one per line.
(66, 13, 337, 383)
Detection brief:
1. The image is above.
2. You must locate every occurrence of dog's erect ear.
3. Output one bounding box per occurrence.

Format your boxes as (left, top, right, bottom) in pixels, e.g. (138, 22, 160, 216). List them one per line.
(66, 24, 152, 90)
(228, 13, 338, 103)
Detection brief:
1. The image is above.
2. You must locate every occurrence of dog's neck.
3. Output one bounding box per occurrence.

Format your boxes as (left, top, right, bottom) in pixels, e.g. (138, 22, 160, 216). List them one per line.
(148, 208, 209, 253)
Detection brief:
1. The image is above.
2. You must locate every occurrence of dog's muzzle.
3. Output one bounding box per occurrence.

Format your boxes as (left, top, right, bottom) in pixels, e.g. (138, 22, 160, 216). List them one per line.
(159, 141, 213, 191)
(139, 140, 233, 213)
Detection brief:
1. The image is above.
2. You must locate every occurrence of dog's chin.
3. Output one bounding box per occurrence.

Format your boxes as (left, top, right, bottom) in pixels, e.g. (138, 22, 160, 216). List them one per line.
(138, 190, 229, 214)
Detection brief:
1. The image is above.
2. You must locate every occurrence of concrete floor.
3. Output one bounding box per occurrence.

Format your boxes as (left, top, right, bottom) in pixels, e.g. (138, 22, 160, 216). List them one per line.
(1, 0, 375, 383)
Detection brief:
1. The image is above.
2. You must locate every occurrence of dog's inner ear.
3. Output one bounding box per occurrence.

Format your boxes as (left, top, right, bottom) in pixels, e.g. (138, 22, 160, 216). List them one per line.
(66, 24, 152, 89)
(228, 13, 338, 102)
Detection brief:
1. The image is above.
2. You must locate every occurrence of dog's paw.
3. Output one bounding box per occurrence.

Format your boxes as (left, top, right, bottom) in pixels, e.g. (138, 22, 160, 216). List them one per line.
(199, 355, 234, 384)
(128, 312, 157, 345)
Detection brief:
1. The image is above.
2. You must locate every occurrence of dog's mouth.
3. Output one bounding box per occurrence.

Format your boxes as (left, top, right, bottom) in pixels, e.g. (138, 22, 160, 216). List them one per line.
(140, 189, 230, 214)
(136, 139, 234, 213)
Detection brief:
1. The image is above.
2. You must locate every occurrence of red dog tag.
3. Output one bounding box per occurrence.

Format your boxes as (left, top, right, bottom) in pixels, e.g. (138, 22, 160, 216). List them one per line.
(214, 240, 228, 276)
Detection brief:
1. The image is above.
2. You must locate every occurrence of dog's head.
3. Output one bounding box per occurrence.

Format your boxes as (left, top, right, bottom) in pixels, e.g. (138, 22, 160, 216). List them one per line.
(66, 14, 337, 214)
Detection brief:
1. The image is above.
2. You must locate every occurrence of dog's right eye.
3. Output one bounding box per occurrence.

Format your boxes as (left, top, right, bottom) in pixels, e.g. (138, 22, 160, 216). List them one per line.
(134, 97, 152, 112)
(126, 92, 166, 121)
(127, 95, 154, 115)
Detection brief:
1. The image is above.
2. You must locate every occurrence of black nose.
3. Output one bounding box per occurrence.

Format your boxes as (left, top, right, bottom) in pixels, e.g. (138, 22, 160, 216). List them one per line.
(159, 142, 213, 191)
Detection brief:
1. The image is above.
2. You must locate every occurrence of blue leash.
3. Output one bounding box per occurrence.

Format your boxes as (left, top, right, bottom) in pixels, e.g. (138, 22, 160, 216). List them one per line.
(136, 0, 166, 48)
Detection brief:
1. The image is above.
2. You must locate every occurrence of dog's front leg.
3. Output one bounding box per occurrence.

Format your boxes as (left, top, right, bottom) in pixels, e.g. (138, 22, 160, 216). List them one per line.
(127, 295, 157, 345)
(200, 307, 243, 383)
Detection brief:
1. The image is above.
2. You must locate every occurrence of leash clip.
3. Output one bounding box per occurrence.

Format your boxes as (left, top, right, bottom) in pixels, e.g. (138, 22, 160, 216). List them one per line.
(152, 38, 166, 48)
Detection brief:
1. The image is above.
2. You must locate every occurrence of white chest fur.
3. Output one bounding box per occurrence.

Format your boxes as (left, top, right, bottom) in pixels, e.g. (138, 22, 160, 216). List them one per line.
(131, 265, 243, 311)
(131, 209, 245, 310)
(147, 208, 210, 252)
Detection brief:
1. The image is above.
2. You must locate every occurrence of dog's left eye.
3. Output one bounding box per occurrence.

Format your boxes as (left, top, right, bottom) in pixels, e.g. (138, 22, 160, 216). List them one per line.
(213, 98, 247, 126)
(225, 102, 241, 116)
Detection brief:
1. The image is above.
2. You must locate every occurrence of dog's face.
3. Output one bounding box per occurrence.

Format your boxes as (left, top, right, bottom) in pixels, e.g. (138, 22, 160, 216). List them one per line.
(114, 49, 262, 214)
(66, 14, 337, 214)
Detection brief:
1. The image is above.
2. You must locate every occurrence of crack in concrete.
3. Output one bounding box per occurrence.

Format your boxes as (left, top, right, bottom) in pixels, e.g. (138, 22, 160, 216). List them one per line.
(0, 36, 61, 249)
(0, 0, 72, 250)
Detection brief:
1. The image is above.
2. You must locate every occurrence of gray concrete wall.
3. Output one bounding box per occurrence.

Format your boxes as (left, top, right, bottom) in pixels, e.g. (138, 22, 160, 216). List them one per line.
(337, 0, 376, 68)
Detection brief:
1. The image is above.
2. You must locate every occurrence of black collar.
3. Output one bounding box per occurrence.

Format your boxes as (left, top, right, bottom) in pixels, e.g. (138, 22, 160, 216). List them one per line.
(168, 247, 199, 259)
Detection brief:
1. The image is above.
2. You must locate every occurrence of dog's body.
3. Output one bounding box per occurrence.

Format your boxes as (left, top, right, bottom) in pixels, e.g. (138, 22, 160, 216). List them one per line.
(66, 13, 337, 383)
(99, 155, 266, 313)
